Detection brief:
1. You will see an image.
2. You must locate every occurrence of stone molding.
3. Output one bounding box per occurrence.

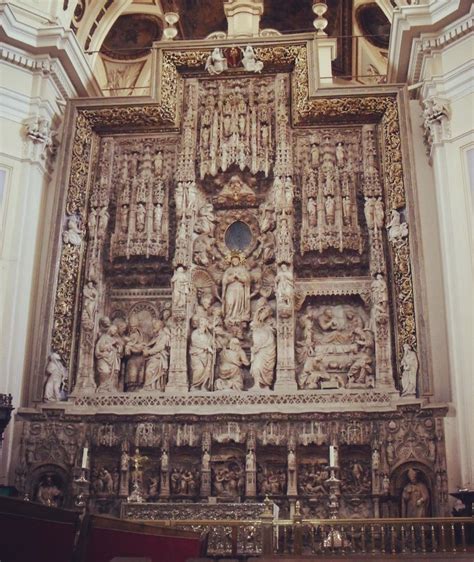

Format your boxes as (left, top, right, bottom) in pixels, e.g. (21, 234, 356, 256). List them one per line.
(0, 3, 101, 98)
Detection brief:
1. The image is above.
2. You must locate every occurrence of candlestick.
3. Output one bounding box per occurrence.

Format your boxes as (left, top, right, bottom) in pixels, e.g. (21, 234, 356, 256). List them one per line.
(81, 447, 88, 469)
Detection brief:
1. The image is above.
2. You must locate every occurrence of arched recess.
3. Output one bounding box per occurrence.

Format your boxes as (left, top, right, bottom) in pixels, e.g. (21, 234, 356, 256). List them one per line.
(390, 461, 436, 517)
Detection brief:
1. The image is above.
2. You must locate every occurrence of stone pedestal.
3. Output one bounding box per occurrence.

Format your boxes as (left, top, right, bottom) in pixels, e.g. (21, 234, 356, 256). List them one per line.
(201, 469, 211, 498)
(246, 469, 256, 497)
(160, 470, 170, 498)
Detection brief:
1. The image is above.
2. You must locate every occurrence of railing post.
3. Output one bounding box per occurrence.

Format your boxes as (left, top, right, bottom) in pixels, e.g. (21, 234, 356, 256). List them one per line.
(292, 500, 303, 555)
(261, 495, 274, 555)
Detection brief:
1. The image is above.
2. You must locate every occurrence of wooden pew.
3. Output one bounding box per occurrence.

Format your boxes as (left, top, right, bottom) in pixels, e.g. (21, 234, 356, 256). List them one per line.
(0, 496, 204, 562)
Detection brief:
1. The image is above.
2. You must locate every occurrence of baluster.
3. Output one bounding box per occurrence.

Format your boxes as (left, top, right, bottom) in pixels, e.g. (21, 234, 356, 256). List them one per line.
(420, 524, 426, 554)
(370, 524, 376, 553)
(431, 524, 437, 553)
(410, 524, 416, 553)
(350, 525, 356, 553)
(330, 524, 335, 553)
(361, 524, 367, 553)
(310, 524, 316, 554)
(283, 525, 288, 553)
(461, 522, 467, 552)
(340, 525, 346, 555)
(400, 524, 406, 553)
(380, 524, 386, 554)
(450, 523, 456, 553)
(390, 525, 396, 554)
(440, 523, 446, 553)
(231, 525, 238, 556)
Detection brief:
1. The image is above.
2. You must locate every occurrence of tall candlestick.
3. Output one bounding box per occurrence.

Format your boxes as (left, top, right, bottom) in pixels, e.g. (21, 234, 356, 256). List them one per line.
(81, 447, 88, 469)
(329, 445, 335, 467)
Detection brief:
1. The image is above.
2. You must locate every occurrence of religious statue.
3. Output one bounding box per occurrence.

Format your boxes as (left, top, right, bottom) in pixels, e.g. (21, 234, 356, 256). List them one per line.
(215, 338, 249, 391)
(372, 449, 380, 471)
(194, 203, 215, 236)
(36, 475, 62, 507)
(275, 264, 294, 308)
(222, 254, 251, 324)
(142, 319, 170, 391)
(364, 198, 375, 229)
(136, 203, 146, 232)
(62, 215, 82, 246)
(387, 209, 408, 242)
(205, 47, 227, 75)
(335, 142, 345, 166)
(190, 317, 215, 391)
(97, 205, 110, 239)
(374, 197, 384, 230)
(250, 300, 276, 389)
(44, 352, 67, 402)
(153, 203, 163, 234)
(246, 449, 256, 472)
(171, 266, 189, 310)
(124, 318, 145, 391)
(288, 449, 297, 492)
(307, 197, 317, 227)
(161, 449, 169, 472)
(382, 473, 390, 495)
(95, 319, 123, 393)
(202, 450, 211, 471)
(325, 196, 335, 225)
(400, 343, 418, 396)
(401, 468, 430, 517)
(241, 45, 263, 73)
(82, 281, 98, 329)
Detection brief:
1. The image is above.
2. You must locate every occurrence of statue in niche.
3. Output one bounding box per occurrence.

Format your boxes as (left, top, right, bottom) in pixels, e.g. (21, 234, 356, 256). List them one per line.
(36, 475, 62, 507)
(62, 215, 82, 246)
(171, 266, 189, 310)
(275, 263, 294, 309)
(371, 274, 389, 326)
(364, 198, 375, 229)
(170, 467, 199, 496)
(372, 449, 380, 471)
(153, 150, 163, 175)
(95, 318, 123, 393)
(82, 281, 98, 329)
(310, 142, 320, 167)
(120, 205, 129, 233)
(335, 142, 345, 166)
(222, 254, 251, 324)
(250, 299, 276, 389)
(148, 476, 159, 498)
(400, 344, 418, 396)
(190, 316, 215, 391)
(142, 319, 170, 391)
(97, 206, 110, 240)
(136, 203, 146, 232)
(387, 209, 408, 242)
(215, 337, 249, 391)
(288, 449, 297, 489)
(401, 468, 430, 517)
(342, 196, 351, 225)
(44, 353, 67, 402)
(246, 449, 256, 472)
(153, 203, 163, 234)
(202, 450, 211, 471)
(374, 198, 385, 230)
(325, 196, 335, 225)
(124, 317, 145, 391)
(259, 467, 286, 495)
(88, 207, 97, 236)
(307, 197, 317, 227)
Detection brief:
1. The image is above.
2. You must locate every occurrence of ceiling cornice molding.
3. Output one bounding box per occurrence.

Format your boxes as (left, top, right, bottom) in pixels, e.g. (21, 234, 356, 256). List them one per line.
(0, 3, 102, 97)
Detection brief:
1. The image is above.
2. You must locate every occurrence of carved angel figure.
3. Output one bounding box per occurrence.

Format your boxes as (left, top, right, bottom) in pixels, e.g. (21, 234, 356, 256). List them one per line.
(400, 343, 418, 396)
(44, 352, 67, 402)
(241, 45, 263, 73)
(62, 215, 82, 246)
(387, 209, 408, 242)
(205, 47, 227, 75)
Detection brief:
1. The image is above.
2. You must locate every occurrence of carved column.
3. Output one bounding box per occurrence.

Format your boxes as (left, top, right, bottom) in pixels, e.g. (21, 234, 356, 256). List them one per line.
(201, 431, 211, 498)
(167, 83, 198, 393)
(245, 431, 257, 498)
(72, 139, 114, 394)
(287, 434, 297, 496)
(273, 76, 297, 392)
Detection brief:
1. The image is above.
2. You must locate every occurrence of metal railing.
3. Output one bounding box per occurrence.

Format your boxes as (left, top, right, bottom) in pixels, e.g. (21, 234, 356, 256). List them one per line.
(147, 516, 473, 557)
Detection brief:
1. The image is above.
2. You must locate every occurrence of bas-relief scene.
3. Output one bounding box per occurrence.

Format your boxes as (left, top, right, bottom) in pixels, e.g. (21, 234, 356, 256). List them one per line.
(16, 58, 448, 523)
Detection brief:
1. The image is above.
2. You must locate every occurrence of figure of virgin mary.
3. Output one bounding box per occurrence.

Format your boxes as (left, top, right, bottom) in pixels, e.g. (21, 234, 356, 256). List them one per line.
(222, 254, 251, 323)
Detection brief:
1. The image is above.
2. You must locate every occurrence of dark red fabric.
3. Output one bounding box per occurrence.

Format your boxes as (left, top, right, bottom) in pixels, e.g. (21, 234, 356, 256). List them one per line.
(0, 513, 77, 562)
(86, 527, 202, 562)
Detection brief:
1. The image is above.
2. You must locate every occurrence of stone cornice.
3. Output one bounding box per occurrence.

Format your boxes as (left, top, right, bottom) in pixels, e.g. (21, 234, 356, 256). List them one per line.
(0, 3, 101, 98)
(387, 0, 472, 82)
(408, 6, 474, 88)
